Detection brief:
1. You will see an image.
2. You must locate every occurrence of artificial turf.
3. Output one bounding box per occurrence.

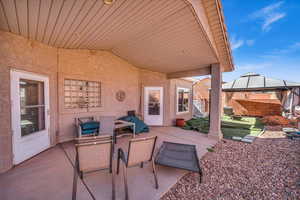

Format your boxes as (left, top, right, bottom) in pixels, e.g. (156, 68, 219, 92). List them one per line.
(183, 115, 265, 139)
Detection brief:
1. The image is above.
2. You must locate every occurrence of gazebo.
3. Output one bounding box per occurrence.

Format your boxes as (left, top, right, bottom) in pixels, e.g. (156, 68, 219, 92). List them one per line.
(222, 73, 300, 117)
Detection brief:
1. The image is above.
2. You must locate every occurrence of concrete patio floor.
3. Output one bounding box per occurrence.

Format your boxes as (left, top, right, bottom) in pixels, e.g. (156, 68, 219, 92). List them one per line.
(0, 127, 217, 200)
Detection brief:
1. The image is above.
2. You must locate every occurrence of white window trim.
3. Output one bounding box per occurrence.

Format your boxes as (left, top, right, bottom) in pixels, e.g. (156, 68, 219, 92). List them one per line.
(176, 87, 190, 115)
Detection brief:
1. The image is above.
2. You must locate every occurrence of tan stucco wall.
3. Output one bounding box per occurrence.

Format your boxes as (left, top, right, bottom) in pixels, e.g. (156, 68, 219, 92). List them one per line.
(57, 49, 140, 142)
(0, 31, 58, 172)
(139, 69, 171, 126)
(0, 31, 193, 172)
(169, 79, 193, 125)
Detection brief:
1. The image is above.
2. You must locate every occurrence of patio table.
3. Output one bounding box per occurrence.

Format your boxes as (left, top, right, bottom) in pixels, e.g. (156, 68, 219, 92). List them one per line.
(114, 120, 136, 143)
(155, 141, 202, 182)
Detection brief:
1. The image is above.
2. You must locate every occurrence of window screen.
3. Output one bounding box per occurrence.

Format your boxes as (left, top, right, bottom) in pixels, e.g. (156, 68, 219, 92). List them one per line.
(177, 88, 190, 113)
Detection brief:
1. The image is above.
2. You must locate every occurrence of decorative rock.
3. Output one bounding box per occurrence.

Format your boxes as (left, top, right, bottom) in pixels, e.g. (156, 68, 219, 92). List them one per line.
(161, 131, 300, 200)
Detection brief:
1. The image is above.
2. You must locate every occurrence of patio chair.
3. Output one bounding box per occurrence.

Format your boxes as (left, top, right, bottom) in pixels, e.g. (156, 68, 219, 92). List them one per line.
(99, 116, 115, 135)
(72, 135, 115, 200)
(99, 116, 116, 144)
(117, 136, 158, 200)
(127, 110, 143, 120)
(75, 116, 100, 137)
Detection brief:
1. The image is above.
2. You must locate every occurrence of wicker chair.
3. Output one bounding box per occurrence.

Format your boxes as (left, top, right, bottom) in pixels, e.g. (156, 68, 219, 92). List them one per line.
(72, 135, 115, 200)
(117, 136, 158, 200)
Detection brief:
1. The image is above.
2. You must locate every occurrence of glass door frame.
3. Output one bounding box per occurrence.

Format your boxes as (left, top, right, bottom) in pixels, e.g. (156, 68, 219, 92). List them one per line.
(143, 86, 164, 126)
(10, 69, 50, 164)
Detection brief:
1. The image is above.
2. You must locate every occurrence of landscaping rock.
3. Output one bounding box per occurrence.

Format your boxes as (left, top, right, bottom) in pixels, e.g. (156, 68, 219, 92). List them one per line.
(161, 131, 300, 200)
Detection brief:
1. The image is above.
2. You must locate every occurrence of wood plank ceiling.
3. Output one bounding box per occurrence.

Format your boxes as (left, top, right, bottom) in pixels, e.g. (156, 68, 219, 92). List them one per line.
(0, 0, 218, 74)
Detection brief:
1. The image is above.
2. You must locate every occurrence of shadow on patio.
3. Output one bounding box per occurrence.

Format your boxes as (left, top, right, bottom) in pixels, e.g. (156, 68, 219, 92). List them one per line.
(0, 127, 216, 200)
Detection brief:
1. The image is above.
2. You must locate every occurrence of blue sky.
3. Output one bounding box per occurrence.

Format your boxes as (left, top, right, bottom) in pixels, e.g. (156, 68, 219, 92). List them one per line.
(221, 0, 300, 83)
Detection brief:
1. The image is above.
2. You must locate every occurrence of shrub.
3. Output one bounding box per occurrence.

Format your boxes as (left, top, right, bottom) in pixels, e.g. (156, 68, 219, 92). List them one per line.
(261, 115, 295, 126)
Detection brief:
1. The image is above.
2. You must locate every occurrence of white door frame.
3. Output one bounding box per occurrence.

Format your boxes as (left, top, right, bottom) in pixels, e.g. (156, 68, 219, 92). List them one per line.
(144, 87, 164, 126)
(10, 69, 50, 164)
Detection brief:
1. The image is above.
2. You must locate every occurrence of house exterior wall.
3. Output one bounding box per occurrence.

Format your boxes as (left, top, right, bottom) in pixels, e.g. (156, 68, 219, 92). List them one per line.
(139, 69, 172, 126)
(193, 77, 226, 114)
(0, 31, 193, 173)
(169, 79, 193, 124)
(57, 49, 141, 142)
(0, 31, 58, 172)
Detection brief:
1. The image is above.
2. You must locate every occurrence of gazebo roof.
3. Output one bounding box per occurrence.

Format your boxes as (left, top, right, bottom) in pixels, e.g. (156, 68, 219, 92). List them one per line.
(222, 73, 300, 92)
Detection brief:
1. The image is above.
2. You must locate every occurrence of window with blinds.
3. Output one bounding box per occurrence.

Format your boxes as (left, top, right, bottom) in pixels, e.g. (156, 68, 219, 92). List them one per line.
(64, 79, 101, 109)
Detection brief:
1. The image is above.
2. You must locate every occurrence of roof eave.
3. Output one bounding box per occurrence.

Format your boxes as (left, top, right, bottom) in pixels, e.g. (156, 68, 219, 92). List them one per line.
(222, 86, 300, 92)
(201, 0, 234, 72)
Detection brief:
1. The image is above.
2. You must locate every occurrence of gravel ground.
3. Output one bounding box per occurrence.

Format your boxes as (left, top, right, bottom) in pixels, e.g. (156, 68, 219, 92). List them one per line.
(161, 131, 300, 200)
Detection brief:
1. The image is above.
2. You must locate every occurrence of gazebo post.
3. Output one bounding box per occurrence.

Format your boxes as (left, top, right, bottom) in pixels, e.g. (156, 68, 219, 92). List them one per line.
(209, 63, 223, 139)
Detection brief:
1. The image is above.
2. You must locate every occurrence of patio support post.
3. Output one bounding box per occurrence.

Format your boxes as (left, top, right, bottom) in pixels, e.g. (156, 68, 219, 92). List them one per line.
(209, 63, 223, 139)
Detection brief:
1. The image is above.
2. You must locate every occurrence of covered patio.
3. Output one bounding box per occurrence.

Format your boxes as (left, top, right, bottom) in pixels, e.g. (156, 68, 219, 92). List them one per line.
(0, 1, 234, 199)
(0, 127, 216, 200)
(0, 0, 233, 175)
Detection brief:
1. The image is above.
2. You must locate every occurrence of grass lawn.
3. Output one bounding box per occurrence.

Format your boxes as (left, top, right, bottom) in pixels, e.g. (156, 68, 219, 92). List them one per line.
(183, 115, 265, 139)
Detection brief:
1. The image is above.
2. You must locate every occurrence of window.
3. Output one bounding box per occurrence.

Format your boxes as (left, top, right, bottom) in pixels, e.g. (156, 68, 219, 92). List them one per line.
(177, 87, 190, 114)
(64, 79, 101, 109)
(20, 79, 45, 136)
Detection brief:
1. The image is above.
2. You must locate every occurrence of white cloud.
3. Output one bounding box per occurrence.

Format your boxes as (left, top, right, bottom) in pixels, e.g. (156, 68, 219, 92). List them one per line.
(250, 1, 286, 32)
(271, 42, 300, 54)
(230, 36, 255, 50)
(246, 40, 255, 46)
(260, 42, 300, 59)
(291, 42, 300, 48)
(230, 36, 244, 50)
(262, 13, 286, 31)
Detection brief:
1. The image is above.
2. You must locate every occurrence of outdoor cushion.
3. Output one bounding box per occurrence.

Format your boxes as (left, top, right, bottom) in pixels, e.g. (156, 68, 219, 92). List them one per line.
(118, 116, 149, 134)
(80, 121, 100, 135)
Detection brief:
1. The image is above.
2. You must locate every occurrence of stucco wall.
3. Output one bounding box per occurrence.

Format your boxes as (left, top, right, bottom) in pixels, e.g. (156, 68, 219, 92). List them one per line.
(139, 69, 171, 126)
(0, 31, 58, 172)
(57, 49, 140, 142)
(169, 79, 193, 124)
(0, 31, 193, 172)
